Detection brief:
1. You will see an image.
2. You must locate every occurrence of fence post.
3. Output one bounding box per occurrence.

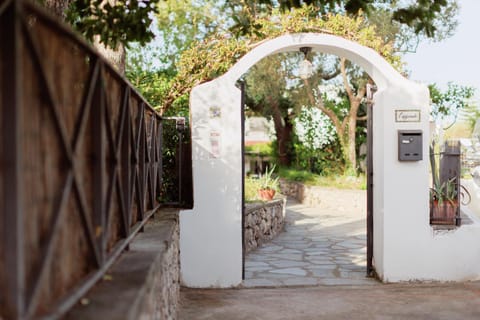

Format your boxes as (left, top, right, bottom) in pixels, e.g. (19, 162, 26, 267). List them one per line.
(440, 141, 461, 226)
(1, 1, 26, 318)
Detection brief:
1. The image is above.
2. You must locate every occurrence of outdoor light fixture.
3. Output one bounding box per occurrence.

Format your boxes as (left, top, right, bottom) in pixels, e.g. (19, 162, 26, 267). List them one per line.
(299, 47, 313, 80)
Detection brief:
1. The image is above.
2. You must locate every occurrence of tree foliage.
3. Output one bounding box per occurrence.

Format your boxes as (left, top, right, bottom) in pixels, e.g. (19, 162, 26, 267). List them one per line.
(293, 106, 340, 174)
(460, 103, 480, 133)
(122, 0, 458, 176)
(244, 53, 298, 165)
(429, 83, 475, 123)
(225, 0, 458, 41)
(63, 0, 160, 47)
(155, 0, 226, 68)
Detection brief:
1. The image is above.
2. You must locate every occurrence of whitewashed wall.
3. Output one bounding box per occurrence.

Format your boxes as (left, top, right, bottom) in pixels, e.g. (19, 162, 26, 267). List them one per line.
(180, 33, 480, 287)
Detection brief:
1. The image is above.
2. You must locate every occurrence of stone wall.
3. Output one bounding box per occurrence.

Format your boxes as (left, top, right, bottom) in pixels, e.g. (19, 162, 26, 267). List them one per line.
(278, 179, 303, 199)
(280, 179, 366, 213)
(244, 198, 286, 253)
(67, 209, 180, 320)
(279, 179, 325, 207)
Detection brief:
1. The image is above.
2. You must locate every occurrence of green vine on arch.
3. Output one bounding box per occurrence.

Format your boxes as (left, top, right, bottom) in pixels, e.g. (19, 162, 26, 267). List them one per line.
(160, 5, 401, 113)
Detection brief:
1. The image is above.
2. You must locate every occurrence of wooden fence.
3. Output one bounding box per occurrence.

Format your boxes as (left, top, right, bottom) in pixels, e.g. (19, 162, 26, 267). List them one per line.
(0, 1, 191, 318)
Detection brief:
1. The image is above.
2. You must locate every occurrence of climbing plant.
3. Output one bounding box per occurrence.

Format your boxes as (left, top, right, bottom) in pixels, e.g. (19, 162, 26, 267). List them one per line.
(160, 6, 400, 112)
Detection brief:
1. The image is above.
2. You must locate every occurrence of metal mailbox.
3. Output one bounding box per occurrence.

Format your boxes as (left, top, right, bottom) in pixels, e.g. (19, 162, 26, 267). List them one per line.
(398, 130, 423, 161)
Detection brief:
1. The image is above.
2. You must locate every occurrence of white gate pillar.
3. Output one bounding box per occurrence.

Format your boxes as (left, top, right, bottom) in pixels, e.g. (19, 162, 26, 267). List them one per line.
(372, 85, 430, 280)
(179, 80, 244, 287)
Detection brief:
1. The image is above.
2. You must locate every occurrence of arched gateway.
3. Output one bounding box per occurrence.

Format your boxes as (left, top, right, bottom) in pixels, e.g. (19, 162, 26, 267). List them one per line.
(180, 33, 480, 287)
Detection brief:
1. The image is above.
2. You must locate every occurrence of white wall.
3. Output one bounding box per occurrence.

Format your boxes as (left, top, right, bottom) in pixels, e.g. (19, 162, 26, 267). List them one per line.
(180, 80, 243, 287)
(180, 33, 480, 287)
(372, 84, 480, 282)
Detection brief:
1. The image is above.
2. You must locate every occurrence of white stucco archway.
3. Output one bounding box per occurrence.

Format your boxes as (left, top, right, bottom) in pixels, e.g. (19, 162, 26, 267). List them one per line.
(179, 33, 480, 287)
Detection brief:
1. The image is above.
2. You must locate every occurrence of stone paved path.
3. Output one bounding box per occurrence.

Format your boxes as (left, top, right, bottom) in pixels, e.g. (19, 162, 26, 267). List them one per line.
(243, 192, 378, 287)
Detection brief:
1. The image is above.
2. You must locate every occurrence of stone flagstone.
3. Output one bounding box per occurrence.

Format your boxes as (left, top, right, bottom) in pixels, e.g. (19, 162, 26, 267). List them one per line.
(242, 198, 378, 288)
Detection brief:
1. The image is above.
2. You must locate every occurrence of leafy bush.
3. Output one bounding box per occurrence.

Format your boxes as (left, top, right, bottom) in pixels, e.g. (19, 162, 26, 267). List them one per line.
(277, 167, 318, 184)
(245, 142, 273, 157)
(244, 177, 262, 202)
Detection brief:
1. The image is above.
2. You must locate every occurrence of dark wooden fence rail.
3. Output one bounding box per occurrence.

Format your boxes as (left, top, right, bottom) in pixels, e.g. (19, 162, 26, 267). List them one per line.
(0, 1, 191, 319)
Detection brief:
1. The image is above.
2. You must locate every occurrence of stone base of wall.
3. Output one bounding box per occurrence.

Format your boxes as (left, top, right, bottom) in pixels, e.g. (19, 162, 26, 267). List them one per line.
(280, 179, 366, 212)
(66, 210, 180, 320)
(279, 179, 303, 200)
(279, 179, 330, 207)
(244, 198, 286, 253)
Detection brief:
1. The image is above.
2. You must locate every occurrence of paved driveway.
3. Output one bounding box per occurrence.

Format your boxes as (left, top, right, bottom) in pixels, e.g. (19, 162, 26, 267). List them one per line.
(180, 283, 480, 320)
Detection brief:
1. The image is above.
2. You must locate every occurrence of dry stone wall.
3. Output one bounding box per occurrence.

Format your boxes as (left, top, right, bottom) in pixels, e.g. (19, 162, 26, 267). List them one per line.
(279, 179, 324, 207)
(280, 179, 366, 213)
(139, 211, 180, 320)
(66, 210, 180, 320)
(244, 198, 286, 253)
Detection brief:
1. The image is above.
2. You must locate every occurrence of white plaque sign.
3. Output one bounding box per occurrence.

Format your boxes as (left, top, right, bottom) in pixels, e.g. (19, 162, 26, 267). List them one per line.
(395, 110, 421, 122)
(209, 131, 221, 158)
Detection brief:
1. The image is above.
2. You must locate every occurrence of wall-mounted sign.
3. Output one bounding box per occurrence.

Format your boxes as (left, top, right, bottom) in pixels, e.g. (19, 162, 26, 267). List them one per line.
(210, 131, 221, 158)
(210, 106, 221, 119)
(395, 110, 421, 123)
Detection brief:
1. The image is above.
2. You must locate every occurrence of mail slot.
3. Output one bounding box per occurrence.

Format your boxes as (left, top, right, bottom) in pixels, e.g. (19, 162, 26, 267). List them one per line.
(398, 130, 422, 161)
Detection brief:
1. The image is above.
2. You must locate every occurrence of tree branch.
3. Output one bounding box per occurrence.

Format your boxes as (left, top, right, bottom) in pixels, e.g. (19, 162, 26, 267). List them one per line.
(303, 78, 343, 139)
(356, 85, 367, 101)
(340, 58, 354, 101)
(319, 66, 341, 81)
(267, 96, 284, 132)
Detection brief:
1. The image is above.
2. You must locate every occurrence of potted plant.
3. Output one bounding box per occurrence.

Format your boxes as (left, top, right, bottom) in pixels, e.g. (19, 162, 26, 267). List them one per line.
(430, 177, 458, 225)
(257, 165, 279, 201)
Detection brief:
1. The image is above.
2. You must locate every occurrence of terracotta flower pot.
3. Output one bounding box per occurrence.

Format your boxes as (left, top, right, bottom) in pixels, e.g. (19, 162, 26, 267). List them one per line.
(431, 200, 457, 225)
(444, 201, 458, 220)
(258, 188, 276, 201)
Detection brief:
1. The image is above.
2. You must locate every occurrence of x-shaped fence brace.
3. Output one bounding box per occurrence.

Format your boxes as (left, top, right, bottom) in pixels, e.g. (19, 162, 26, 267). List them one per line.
(1, 1, 166, 318)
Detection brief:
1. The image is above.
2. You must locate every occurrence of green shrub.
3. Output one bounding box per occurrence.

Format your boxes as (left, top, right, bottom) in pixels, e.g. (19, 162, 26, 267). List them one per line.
(245, 142, 273, 156)
(278, 167, 366, 189)
(244, 177, 261, 202)
(277, 167, 318, 184)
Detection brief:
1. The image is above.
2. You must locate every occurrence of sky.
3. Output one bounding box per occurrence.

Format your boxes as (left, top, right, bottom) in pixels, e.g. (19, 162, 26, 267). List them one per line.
(403, 0, 480, 100)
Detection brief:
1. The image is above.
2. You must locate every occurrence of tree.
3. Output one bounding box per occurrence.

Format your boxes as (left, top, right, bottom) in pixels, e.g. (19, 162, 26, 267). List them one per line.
(40, 0, 161, 73)
(226, 0, 458, 41)
(155, 0, 226, 68)
(149, 0, 457, 176)
(129, 0, 457, 174)
(460, 104, 480, 133)
(225, 0, 456, 173)
(42, 0, 73, 20)
(126, 51, 175, 110)
(64, 0, 160, 47)
(429, 82, 476, 127)
(244, 52, 342, 168)
(244, 54, 297, 166)
(293, 106, 339, 173)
